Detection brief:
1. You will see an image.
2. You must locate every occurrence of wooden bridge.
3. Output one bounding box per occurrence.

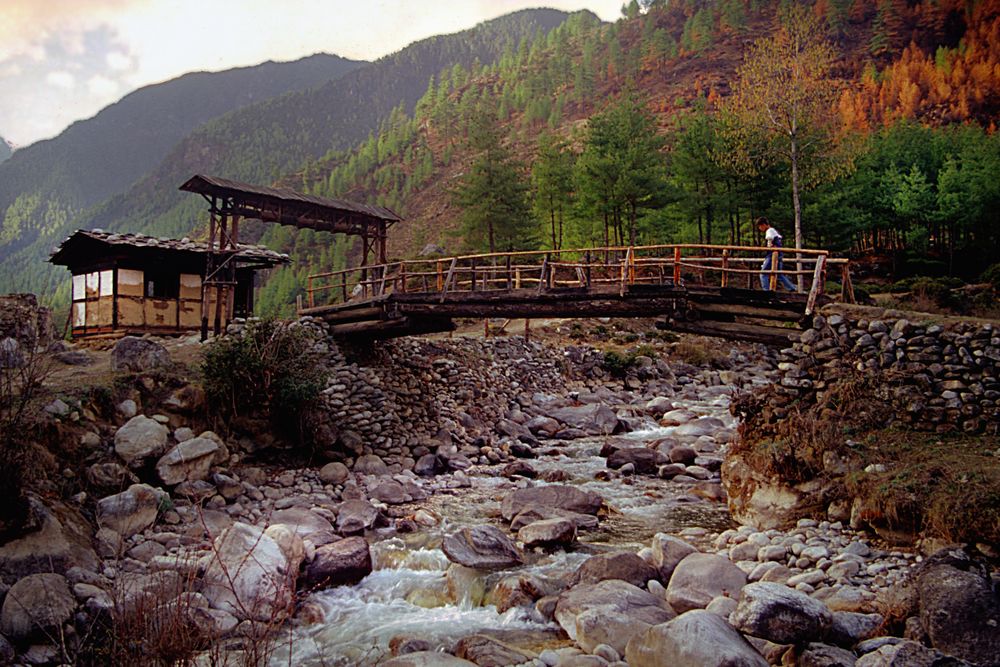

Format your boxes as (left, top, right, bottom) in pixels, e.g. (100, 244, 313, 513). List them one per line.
(297, 244, 855, 346)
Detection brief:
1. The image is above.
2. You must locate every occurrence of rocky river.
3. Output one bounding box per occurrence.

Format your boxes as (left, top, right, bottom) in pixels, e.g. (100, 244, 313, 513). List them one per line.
(1, 321, 997, 666)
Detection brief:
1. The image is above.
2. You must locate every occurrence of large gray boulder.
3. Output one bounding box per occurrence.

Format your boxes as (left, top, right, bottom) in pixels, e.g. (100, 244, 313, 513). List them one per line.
(336, 499, 380, 534)
(915, 555, 1000, 666)
(114, 415, 169, 467)
(442, 525, 523, 570)
(301, 537, 372, 589)
(673, 416, 726, 437)
(798, 643, 858, 667)
(500, 485, 603, 523)
(730, 582, 833, 645)
(319, 461, 350, 485)
(353, 454, 388, 475)
(155, 437, 219, 485)
(650, 533, 698, 583)
(111, 336, 170, 373)
(666, 552, 747, 613)
(625, 609, 768, 667)
(517, 518, 576, 549)
(454, 634, 537, 666)
(555, 579, 676, 654)
(96, 484, 163, 538)
(0, 573, 76, 640)
(202, 522, 303, 621)
(545, 404, 621, 435)
(855, 639, 968, 666)
(0, 499, 98, 579)
(271, 508, 335, 539)
(607, 448, 661, 474)
(571, 551, 659, 588)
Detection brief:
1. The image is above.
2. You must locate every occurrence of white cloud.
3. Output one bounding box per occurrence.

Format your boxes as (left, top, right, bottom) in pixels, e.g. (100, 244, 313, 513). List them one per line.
(87, 74, 119, 97)
(46, 70, 76, 89)
(106, 50, 131, 70)
(2, 0, 624, 146)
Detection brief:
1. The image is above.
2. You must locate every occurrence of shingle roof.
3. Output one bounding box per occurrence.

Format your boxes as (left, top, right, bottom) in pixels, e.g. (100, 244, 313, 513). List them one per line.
(49, 229, 290, 266)
(180, 174, 402, 224)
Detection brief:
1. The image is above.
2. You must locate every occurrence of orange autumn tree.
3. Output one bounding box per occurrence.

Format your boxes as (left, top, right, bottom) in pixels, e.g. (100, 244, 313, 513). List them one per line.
(726, 3, 855, 288)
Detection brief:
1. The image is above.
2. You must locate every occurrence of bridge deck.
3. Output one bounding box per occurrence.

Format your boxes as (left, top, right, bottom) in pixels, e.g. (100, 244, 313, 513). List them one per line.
(298, 244, 853, 345)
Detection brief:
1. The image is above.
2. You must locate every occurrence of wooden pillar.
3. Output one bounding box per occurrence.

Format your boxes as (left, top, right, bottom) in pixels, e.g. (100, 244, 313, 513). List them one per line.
(201, 202, 216, 341)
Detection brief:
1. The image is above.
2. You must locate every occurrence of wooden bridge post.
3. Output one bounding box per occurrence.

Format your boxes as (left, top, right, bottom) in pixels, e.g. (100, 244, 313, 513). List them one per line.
(308, 275, 314, 308)
(720, 250, 729, 288)
(585, 250, 592, 288)
(436, 260, 444, 291)
(400, 263, 407, 293)
(506, 254, 512, 290)
(672, 247, 681, 285)
(769, 250, 779, 291)
(471, 258, 477, 292)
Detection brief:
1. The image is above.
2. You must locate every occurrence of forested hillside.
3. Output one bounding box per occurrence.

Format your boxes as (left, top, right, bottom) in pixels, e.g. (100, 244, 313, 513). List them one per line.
(7, 1, 1000, 321)
(3, 8, 573, 314)
(0, 138, 11, 165)
(0, 53, 366, 296)
(251, 0, 1000, 314)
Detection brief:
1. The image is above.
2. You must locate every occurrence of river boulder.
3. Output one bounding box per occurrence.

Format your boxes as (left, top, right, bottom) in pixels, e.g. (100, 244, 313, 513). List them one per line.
(301, 537, 372, 589)
(336, 499, 380, 534)
(730, 582, 833, 645)
(666, 552, 747, 613)
(555, 579, 676, 654)
(571, 551, 659, 588)
(914, 552, 1000, 666)
(625, 609, 768, 667)
(650, 533, 697, 582)
(0, 573, 76, 640)
(202, 522, 302, 621)
(96, 483, 164, 538)
(114, 415, 169, 467)
(516, 518, 576, 548)
(442, 525, 523, 570)
(155, 437, 219, 485)
(544, 404, 621, 435)
(607, 447, 661, 474)
(500, 485, 603, 522)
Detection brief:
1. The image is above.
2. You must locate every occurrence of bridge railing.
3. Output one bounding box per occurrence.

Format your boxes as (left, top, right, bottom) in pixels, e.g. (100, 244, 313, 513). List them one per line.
(304, 243, 853, 314)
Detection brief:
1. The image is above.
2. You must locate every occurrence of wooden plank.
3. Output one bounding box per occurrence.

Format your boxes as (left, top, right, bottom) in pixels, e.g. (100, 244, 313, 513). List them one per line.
(692, 302, 804, 321)
(661, 318, 800, 346)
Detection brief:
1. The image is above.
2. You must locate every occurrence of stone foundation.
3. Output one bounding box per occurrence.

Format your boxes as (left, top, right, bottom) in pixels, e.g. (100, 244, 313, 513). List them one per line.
(0, 294, 52, 348)
(768, 304, 999, 434)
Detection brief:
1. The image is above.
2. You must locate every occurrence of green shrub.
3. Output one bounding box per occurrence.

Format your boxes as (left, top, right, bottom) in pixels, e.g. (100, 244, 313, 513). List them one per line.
(201, 320, 327, 439)
(602, 350, 634, 378)
(981, 263, 1000, 291)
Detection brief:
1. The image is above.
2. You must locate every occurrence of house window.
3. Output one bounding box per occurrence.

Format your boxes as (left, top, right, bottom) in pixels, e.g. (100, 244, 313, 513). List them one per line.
(145, 271, 179, 298)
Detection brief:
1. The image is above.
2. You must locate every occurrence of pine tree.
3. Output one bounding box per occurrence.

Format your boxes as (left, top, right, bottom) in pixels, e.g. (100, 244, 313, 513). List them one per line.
(451, 110, 535, 253)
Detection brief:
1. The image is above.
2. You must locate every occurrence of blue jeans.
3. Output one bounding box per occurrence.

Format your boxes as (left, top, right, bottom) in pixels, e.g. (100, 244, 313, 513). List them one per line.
(760, 252, 796, 291)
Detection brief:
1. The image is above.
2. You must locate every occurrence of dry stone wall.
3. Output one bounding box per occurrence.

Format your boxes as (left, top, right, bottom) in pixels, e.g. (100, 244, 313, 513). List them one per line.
(300, 317, 606, 471)
(0, 293, 52, 346)
(768, 304, 1000, 434)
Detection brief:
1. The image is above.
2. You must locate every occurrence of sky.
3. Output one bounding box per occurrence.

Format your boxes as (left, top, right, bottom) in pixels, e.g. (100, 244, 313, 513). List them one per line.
(0, 0, 622, 148)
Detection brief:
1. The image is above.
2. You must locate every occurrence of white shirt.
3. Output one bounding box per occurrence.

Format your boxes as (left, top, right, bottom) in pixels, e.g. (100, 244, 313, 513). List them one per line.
(765, 227, 782, 247)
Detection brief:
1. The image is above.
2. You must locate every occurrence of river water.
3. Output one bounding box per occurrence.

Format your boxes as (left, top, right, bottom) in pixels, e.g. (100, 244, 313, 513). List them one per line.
(273, 388, 740, 666)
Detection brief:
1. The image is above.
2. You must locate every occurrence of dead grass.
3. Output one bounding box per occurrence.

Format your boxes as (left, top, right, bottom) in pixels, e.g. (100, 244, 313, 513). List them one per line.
(734, 371, 1000, 545)
(845, 431, 1000, 544)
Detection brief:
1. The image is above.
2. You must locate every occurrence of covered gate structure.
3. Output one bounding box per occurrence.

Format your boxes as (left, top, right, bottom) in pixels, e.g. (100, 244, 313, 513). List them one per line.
(179, 174, 402, 338)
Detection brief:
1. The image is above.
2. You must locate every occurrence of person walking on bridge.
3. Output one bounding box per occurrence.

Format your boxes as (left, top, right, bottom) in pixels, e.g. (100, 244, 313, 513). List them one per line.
(756, 217, 797, 291)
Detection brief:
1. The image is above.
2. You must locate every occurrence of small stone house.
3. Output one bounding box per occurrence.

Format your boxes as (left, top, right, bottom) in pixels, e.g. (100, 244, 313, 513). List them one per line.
(49, 229, 288, 338)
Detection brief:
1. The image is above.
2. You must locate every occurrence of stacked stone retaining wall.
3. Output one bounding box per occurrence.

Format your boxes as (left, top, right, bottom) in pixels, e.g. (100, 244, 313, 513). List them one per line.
(300, 317, 609, 470)
(768, 305, 999, 434)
